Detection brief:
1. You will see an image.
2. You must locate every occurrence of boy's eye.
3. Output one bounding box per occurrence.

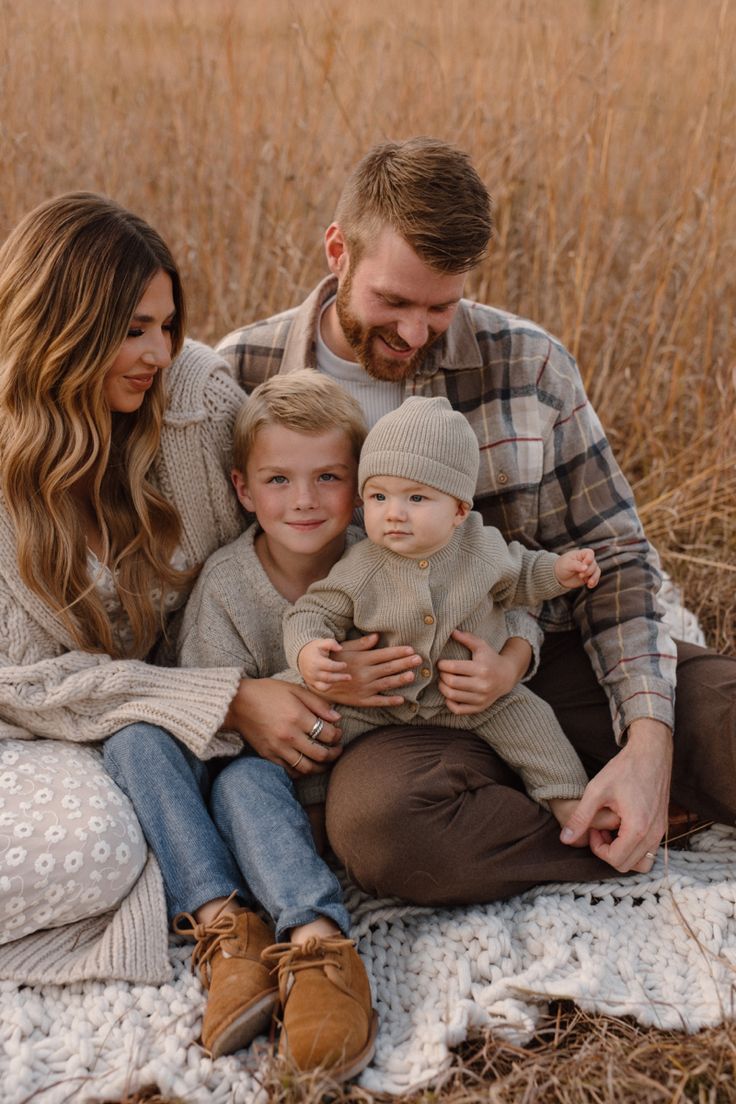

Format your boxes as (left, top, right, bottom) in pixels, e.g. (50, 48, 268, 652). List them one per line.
(267, 475, 288, 484)
(317, 472, 339, 482)
(371, 492, 385, 501)
(409, 494, 425, 502)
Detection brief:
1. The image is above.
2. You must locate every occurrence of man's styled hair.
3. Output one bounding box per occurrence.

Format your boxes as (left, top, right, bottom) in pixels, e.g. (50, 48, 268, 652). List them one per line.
(334, 136, 493, 273)
(233, 370, 367, 472)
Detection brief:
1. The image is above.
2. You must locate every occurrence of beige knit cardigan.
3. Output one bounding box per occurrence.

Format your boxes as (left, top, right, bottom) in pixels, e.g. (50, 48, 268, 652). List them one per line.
(0, 340, 247, 985)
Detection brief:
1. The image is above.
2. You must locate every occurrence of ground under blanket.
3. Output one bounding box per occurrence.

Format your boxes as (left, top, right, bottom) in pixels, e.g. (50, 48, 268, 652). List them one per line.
(2, 585, 733, 1103)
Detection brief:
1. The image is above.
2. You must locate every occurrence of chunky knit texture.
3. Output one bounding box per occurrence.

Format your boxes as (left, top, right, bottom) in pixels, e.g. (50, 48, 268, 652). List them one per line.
(358, 396, 480, 503)
(0, 340, 247, 985)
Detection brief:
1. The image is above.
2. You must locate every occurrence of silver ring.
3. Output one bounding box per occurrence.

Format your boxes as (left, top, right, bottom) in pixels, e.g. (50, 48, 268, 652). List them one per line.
(307, 718, 324, 742)
(645, 850, 657, 861)
(291, 751, 305, 769)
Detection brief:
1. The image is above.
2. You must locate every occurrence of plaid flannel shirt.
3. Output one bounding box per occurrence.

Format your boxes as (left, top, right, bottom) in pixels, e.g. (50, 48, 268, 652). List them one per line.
(217, 276, 677, 741)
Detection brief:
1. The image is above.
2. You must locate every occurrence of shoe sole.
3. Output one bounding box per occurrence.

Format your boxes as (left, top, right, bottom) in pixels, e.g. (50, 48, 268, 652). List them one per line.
(283, 1009, 380, 1084)
(329, 1009, 379, 1083)
(208, 988, 280, 1059)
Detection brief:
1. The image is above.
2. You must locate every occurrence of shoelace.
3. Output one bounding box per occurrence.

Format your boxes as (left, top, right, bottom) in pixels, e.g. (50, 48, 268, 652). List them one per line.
(172, 892, 244, 988)
(262, 936, 356, 1001)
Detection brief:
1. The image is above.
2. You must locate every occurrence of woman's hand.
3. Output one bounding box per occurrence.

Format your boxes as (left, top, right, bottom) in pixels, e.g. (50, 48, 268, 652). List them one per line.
(437, 631, 532, 714)
(324, 633, 422, 707)
(224, 677, 343, 777)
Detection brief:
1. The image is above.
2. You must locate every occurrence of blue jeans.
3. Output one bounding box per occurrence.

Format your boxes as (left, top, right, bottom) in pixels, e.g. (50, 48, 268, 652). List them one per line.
(103, 723, 349, 939)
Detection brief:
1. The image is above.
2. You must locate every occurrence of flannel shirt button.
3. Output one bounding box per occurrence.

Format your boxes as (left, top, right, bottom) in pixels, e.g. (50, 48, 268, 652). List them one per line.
(420, 667, 431, 679)
(423, 615, 434, 625)
(418, 559, 429, 569)
(497, 471, 509, 485)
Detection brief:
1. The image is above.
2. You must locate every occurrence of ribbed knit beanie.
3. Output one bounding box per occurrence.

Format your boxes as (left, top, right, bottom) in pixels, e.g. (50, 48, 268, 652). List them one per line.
(358, 396, 479, 504)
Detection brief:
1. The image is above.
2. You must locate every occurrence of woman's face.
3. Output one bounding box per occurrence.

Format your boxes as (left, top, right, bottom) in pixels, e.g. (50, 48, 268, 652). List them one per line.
(103, 269, 176, 414)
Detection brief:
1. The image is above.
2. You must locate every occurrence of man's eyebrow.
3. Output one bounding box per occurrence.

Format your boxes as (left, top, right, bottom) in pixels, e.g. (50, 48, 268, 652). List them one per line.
(375, 288, 460, 308)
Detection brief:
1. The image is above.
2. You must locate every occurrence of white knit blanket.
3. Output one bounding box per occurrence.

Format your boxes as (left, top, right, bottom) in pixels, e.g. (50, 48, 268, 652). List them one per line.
(3, 584, 734, 1103)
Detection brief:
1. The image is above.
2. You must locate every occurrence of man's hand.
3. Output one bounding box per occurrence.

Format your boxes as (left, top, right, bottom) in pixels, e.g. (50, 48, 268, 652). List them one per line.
(549, 797, 620, 844)
(224, 678, 343, 776)
(559, 718, 672, 872)
(437, 631, 532, 715)
(297, 638, 350, 693)
(555, 548, 601, 590)
(326, 633, 421, 707)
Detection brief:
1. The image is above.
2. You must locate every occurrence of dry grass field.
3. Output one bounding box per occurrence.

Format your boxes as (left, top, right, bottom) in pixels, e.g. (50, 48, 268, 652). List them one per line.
(1, 0, 733, 649)
(1, 0, 735, 1099)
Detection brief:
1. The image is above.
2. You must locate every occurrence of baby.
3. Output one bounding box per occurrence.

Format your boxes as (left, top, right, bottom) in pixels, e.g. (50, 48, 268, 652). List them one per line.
(284, 396, 602, 824)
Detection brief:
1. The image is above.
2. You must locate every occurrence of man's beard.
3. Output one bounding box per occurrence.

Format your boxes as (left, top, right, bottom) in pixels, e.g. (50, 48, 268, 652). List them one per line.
(334, 269, 441, 382)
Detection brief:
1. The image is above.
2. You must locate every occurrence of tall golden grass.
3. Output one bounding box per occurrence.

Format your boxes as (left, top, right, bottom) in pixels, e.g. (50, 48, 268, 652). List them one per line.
(0, 0, 734, 649)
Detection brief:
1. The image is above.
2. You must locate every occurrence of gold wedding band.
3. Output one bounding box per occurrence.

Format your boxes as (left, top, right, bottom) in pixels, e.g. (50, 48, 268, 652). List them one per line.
(292, 751, 305, 769)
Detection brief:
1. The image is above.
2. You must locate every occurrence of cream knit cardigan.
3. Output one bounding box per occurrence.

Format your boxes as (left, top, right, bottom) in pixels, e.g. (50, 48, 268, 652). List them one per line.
(0, 341, 246, 985)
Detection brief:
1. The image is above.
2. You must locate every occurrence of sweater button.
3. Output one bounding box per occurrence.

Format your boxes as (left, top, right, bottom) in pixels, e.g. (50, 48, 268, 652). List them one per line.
(420, 667, 431, 679)
(497, 471, 509, 485)
(423, 615, 434, 625)
(408, 702, 418, 713)
(418, 560, 429, 569)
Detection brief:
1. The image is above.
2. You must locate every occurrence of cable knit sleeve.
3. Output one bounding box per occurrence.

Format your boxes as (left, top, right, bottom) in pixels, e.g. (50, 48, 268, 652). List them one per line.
(0, 577, 242, 757)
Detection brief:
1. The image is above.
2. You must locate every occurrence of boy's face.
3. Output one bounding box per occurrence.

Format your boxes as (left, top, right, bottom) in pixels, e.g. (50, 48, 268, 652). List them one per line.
(362, 475, 470, 559)
(233, 425, 359, 563)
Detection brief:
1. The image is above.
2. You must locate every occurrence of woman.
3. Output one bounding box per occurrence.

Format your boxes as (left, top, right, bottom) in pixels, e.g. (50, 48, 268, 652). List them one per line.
(0, 192, 247, 985)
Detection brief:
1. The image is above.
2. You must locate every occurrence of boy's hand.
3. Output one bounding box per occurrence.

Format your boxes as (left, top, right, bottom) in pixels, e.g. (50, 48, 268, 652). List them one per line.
(549, 797, 620, 846)
(554, 548, 601, 590)
(298, 638, 351, 693)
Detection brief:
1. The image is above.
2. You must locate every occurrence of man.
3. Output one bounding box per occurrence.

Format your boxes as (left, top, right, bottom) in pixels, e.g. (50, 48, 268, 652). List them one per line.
(217, 137, 735, 903)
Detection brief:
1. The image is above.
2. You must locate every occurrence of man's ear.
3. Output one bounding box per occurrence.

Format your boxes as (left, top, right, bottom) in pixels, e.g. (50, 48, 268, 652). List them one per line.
(325, 223, 349, 276)
(453, 500, 472, 527)
(231, 468, 255, 513)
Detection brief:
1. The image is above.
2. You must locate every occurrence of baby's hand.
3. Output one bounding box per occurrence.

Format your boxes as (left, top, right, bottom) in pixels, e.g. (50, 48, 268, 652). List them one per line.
(554, 548, 601, 590)
(297, 638, 350, 694)
(549, 797, 620, 846)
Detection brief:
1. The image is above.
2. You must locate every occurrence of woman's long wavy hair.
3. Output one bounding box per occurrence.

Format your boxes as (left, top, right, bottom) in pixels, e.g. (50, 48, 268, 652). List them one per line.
(0, 192, 193, 657)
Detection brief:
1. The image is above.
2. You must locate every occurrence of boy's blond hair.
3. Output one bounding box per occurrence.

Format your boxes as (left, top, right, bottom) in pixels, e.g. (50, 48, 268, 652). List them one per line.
(233, 370, 367, 472)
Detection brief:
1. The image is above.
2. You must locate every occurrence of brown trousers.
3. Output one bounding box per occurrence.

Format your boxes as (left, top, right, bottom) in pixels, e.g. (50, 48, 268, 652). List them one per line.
(325, 634, 736, 905)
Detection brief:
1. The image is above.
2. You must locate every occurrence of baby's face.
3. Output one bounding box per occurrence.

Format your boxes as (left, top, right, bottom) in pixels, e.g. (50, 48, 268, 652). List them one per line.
(362, 475, 469, 559)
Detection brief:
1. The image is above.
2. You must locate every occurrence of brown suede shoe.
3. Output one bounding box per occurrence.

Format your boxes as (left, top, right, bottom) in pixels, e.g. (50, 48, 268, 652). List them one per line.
(174, 903, 279, 1058)
(263, 936, 378, 1082)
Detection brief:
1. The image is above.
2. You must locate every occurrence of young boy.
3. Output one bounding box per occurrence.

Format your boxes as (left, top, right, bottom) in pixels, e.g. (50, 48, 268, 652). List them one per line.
(107, 372, 378, 1081)
(284, 396, 603, 825)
